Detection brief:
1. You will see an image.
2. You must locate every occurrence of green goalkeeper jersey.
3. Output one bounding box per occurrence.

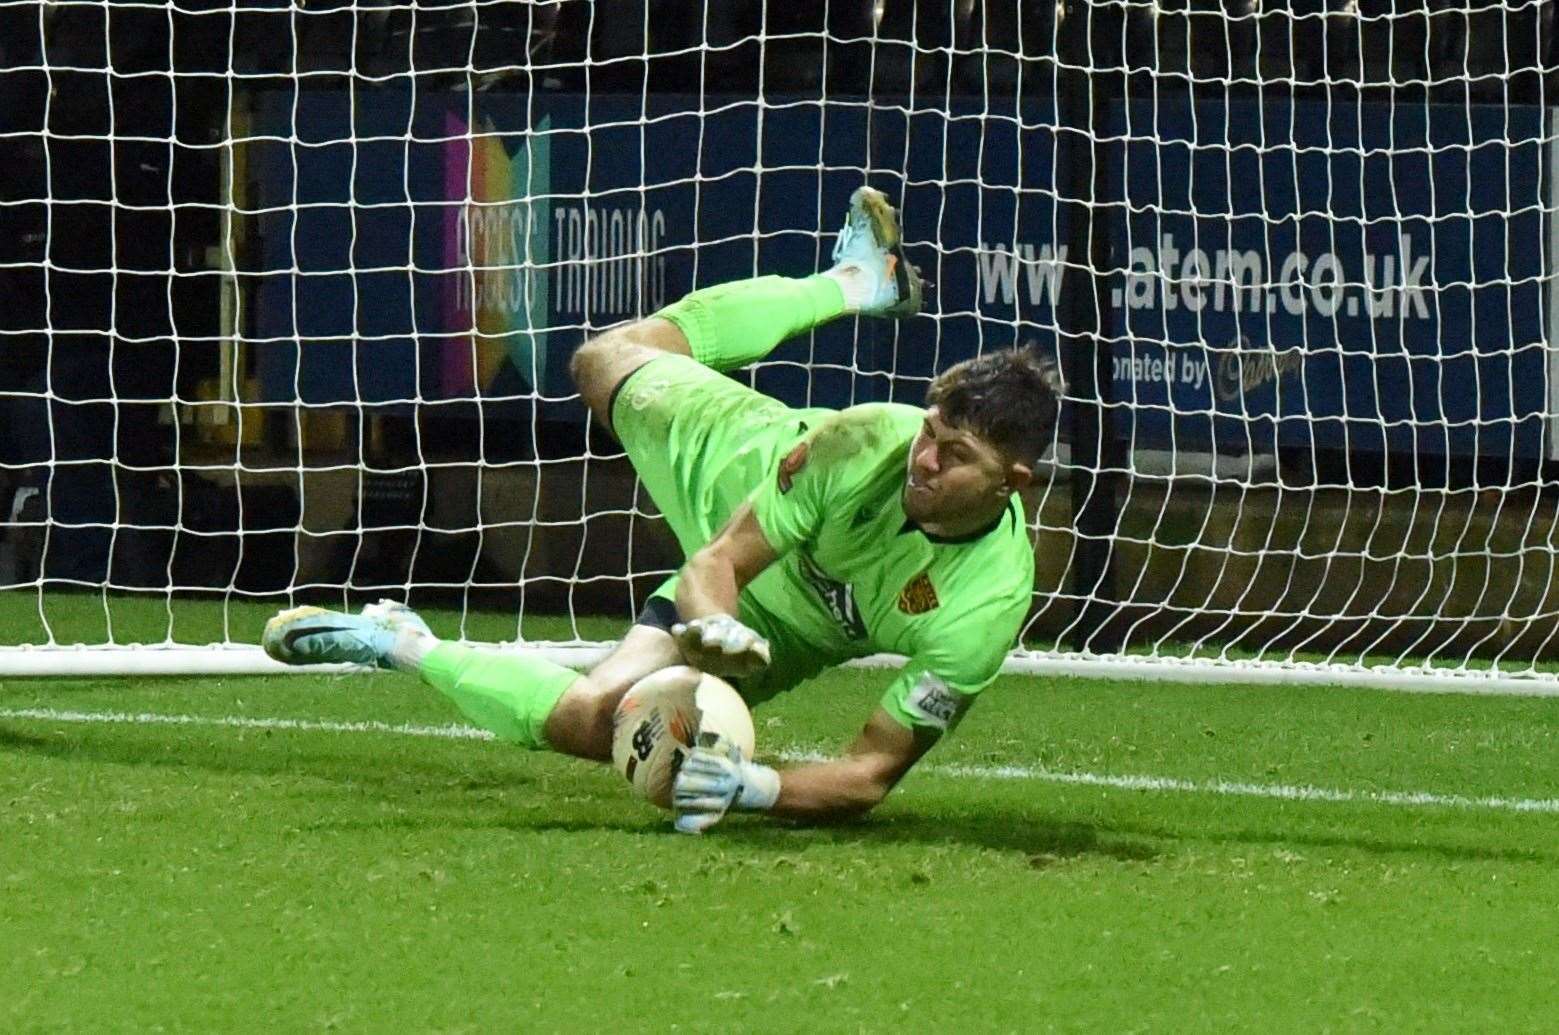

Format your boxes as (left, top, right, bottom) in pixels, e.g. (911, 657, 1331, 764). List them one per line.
(739, 402, 1034, 734)
(612, 354, 1034, 735)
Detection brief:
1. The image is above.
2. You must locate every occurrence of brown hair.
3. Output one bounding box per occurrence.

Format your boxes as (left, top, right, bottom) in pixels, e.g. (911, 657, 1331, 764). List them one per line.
(924, 345, 1063, 464)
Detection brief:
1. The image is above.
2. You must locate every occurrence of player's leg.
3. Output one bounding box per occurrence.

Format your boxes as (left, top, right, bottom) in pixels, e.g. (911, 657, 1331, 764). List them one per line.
(572, 187, 924, 555)
(533, 622, 683, 760)
(570, 185, 922, 435)
(569, 280, 840, 437)
(569, 315, 691, 434)
(262, 600, 681, 762)
(260, 600, 432, 667)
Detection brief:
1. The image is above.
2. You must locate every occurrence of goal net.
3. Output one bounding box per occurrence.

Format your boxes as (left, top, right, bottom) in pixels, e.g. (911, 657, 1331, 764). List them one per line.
(2, 0, 1557, 693)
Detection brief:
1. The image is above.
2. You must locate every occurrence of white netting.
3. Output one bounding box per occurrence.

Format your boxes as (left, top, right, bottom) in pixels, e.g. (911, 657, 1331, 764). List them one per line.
(1, 0, 1556, 693)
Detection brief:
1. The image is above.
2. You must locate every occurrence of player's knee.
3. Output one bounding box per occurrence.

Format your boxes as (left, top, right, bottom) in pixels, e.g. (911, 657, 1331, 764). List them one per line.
(569, 336, 621, 427)
(572, 317, 689, 388)
(575, 318, 696, 434)
(568, 331, 611, 393)
(583, 690, 622, 754)
(545, 677, 630, 761)
(571, 325, 642, 405)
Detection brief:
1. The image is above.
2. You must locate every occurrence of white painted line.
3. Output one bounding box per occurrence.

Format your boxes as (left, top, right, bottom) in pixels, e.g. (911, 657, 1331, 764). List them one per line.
(0, 706, 497, 742)
(3, 706, 1557, 816)
(925, 761, 1559, 816)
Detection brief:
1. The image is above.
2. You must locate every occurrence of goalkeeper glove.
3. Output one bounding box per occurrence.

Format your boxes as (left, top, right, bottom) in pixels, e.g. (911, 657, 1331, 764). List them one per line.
(670, 613, 771, 677)
(672, 734, 781, 835)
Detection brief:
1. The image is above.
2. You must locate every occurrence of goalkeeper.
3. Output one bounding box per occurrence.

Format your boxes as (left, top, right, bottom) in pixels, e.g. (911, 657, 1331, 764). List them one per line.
(263, 187, 1060, 834)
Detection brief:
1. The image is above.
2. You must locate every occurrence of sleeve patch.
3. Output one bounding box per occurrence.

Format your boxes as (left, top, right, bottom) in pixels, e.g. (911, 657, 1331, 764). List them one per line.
(777, 441, 810, 494)
(903, 671, 968, 731)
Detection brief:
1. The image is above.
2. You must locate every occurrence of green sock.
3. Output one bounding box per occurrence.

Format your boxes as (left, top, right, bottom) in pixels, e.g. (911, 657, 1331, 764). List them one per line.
(655, 274, 846, 372)
(418, 642, 580, 750)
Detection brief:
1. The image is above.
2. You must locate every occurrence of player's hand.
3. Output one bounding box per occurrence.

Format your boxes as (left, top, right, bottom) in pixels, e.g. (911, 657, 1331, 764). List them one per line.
(672, 735, 744, 834)
(670, 613, 771, 677)
(672, 734, 781, 835)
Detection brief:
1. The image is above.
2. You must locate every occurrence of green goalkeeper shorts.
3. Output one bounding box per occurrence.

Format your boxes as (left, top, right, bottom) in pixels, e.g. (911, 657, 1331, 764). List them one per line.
(609, 353, 829, 559)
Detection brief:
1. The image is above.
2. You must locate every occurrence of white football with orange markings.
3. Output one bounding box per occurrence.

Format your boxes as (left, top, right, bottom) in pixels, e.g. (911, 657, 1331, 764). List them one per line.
(610, 665, 756, 809)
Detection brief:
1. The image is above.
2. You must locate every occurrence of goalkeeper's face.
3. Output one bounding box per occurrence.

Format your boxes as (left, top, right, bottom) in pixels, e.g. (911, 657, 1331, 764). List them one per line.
(903, 407, 1019, 530)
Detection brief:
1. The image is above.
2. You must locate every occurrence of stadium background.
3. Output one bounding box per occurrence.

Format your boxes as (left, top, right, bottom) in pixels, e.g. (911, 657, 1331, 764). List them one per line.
(2, 2, 1558, 667)
(2, 4, 1557, 1030)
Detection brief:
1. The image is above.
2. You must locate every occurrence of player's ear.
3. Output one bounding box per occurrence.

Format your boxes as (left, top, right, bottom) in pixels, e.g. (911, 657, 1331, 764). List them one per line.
(1002, 461, 1033, 494)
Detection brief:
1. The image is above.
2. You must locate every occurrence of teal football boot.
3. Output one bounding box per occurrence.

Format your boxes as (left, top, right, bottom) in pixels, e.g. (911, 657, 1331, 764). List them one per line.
(262, 600, 430, 667)
(828, 185, 924, 318)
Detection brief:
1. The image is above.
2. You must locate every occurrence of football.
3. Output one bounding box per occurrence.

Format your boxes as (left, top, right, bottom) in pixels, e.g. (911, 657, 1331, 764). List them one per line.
(610, 665, 756, 809)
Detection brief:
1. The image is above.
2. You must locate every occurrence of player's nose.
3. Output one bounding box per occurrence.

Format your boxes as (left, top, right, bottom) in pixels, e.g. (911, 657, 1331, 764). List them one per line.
(913, 440, 939, 475)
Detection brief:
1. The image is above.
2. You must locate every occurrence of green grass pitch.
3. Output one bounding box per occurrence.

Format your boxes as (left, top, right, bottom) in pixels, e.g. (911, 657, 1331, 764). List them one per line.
(2, 594, 1556, 1031)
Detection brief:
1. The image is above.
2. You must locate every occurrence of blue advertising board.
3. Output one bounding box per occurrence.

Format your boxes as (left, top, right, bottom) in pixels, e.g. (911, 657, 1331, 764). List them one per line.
(243, 90, 1063, 416)
(242, 88, 1552, 463)
(1104, 97, 1550, 461)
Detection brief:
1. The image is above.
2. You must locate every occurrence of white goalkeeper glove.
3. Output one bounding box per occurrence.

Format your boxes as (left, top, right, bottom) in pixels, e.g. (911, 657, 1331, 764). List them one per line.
(672, 733, 781, 835)
(670, 613, 771, 678)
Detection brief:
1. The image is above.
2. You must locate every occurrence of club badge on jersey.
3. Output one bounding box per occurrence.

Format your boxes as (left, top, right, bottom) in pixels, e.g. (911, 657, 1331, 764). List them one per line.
(897, 570, 940, 615)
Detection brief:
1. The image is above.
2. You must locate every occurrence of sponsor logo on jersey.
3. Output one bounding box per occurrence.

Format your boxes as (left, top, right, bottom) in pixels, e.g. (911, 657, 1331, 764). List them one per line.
(904, 671, 966, 731)
(777, 441, 810, 494)
(798, 552, 867, 640)
(897, 570, 940, 615)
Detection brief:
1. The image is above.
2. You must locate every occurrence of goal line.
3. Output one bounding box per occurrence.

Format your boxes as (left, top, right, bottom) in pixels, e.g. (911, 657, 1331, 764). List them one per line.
(1, 642, 1554, 698)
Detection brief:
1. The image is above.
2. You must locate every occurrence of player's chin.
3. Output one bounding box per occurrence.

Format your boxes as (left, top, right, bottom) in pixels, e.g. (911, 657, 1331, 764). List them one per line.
(902, 485, 939, 523)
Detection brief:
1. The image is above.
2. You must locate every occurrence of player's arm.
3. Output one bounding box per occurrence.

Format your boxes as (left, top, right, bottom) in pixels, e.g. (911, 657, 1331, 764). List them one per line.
(673, 707, 933, 832)
(672, 425, 831, 676)
(674, 595, 1015, 833)
(761, 661, 975, 819)
(673, 663, 981, 832)
(764, 706, 934, 819)
(670, 502, 781, 676)
(676, 502, 777, 619)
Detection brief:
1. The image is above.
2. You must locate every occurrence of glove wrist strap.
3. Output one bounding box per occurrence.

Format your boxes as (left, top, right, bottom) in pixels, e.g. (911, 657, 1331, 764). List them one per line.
(735, 762, 782, 811)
